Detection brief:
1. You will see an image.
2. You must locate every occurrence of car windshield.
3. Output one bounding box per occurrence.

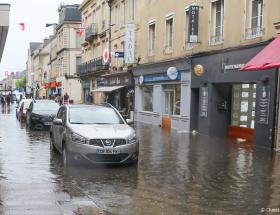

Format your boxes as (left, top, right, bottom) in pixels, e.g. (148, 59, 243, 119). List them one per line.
(33, 102, 59, 111)
(69, 106, 124, 124)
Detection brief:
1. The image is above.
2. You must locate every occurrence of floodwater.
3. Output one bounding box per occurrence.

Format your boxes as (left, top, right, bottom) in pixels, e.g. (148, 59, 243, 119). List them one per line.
(0, 104, 280, 214)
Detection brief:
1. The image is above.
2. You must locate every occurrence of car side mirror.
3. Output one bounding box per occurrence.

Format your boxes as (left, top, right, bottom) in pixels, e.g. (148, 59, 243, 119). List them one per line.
(53, 118, 63, 126)
(126, 119, 133, 125)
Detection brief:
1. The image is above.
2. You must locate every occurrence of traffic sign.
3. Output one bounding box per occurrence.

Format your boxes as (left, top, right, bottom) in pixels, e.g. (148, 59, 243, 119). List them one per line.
(103, 48, 109, 63)
(114, 51, 124, 58)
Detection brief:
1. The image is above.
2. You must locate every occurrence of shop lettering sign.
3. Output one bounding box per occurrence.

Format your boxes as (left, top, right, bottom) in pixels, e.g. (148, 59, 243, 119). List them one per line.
(200, 87, 208, 118)
(223, 64, 245, 73)
(142, 72, 181, 83)
(125, 24, 135, 64)
(257, 86, 270, 124)
(188, 5, 199, 43)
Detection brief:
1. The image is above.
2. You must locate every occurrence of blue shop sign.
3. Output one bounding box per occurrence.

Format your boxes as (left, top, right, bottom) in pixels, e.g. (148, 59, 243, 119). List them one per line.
(142, 72, 181, 83)
(97, 78, 106, 87)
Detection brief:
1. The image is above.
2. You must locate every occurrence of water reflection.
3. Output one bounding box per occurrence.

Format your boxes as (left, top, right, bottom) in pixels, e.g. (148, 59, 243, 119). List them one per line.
(0, 108, 280, 214)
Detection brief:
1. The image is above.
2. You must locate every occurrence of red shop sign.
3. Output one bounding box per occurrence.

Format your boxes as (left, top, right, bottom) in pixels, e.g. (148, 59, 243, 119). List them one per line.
(45, 83, 51, 89)
(56, 81, 62, 87)
(51, 81, 57, 88)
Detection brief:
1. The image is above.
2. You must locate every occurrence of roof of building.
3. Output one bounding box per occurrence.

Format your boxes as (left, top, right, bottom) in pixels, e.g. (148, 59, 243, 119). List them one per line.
(29, 42, 42, 53)
(64, 5, 81, 22)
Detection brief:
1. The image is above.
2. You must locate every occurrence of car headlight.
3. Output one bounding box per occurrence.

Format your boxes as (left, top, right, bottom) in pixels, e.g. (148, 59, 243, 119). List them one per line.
(128, 134, 137, 144)
(71, 132, 87, 144)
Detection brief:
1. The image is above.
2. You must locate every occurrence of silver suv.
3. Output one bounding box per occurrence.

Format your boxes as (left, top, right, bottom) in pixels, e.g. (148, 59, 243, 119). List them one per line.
(50, 104, 139, 165)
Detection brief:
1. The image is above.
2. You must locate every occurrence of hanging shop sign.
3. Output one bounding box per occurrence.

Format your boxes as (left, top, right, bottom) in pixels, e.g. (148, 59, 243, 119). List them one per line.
(125, 24, 135, 64)
(194, 64, 204, 76)
(257, 85, 270, 125)
(167, 67, 178, 80)
(200, 86, 208, 117)
(188, 5, 199, 43)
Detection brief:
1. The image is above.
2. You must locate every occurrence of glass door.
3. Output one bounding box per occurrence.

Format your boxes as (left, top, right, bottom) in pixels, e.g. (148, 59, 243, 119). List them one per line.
(164, 90, 175, 115)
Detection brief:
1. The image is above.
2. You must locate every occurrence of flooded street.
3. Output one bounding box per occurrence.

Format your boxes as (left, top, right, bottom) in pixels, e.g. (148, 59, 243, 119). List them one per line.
(0, 105, 280, 214)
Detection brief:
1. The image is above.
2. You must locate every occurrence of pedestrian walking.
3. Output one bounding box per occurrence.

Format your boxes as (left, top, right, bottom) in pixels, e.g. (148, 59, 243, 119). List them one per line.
(1, 96, 5, 109)
(6, 94, 11, 109)
(63, 93, 69, 105)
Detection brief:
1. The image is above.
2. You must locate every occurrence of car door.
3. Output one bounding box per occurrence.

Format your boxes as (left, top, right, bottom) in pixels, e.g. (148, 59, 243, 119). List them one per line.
(52, 107, 64, 147)
(26, 102, 33, 125)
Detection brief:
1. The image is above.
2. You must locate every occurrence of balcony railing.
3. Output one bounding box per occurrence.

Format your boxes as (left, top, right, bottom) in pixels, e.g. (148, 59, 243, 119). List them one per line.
(245, 26, 264, 40)
(85, 24, 98, 42)
(77, 57, 109, 76)
(209, 34, 223, 46)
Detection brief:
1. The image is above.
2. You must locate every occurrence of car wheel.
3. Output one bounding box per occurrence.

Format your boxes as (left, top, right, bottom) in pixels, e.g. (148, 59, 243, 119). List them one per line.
(34, 123, 44, 130)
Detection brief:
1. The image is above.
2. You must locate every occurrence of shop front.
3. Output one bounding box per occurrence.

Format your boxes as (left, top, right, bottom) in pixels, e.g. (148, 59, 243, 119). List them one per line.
(45, 81, 63, 98)
(133, 58, 191, 130)
(92, 71, 134, 118)
(82, 80, 91, 103)
(191, 42, 277, 148)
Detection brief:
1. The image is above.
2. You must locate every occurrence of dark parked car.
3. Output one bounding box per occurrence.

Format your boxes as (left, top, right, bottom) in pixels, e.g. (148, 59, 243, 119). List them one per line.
(26, 100, 60, 130)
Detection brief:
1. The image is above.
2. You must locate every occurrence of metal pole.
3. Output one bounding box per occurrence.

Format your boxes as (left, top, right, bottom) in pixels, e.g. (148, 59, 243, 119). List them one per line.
(108, 1, 112, 67)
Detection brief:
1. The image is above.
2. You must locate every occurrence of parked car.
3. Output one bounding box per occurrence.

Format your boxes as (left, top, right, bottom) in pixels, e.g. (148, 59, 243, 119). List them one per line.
(18, 99, 33, 122)
(26, 100, 60, 130)
(50, 104, 139, 166)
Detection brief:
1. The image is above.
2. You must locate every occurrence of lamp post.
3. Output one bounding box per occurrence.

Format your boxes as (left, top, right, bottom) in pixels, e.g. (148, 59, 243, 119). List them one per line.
(107, 0, 113, 68)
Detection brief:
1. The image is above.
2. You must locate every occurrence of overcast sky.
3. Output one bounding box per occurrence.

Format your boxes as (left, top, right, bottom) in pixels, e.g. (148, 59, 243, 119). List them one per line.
(0, 0, 83, 79)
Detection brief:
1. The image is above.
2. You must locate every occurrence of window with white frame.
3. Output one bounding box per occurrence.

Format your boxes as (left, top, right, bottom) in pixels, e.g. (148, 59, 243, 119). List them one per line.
(142, 85, 153, 112)
(245, 0, 263, 39)
(165, 16, 173, 53)
(210, 0, 224, 45)
(148, 22, 156, 56)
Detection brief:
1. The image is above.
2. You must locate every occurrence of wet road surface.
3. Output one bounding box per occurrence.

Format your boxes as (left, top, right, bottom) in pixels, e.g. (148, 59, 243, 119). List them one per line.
(0, 105, 280, 214)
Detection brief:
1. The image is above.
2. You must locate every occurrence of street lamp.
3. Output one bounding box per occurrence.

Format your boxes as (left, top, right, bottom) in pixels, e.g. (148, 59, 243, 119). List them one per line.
(107, 0, 113, 68)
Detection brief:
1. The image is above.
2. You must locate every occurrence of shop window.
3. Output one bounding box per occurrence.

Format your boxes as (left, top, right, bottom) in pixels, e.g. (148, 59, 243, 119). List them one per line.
(142, 85, 153, 112)
(164, 85, 181, 116)
(245, 0, 263, 39)
(231, 84, 256, 129)
(209, 0, 224, 45)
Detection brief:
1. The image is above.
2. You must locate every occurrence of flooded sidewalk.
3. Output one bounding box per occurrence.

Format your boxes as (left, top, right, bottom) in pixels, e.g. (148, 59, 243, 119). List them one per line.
(0, 106, 279, 214)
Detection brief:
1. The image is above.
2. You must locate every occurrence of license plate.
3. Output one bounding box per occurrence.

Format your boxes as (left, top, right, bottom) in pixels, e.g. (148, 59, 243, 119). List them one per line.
(97, 148, 120, 154)
(44, 122, 53, 126)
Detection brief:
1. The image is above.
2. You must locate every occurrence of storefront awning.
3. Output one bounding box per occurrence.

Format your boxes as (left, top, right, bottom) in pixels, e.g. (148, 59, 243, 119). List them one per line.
(241, 36, 280, 71)
(92, 85, 125, 92)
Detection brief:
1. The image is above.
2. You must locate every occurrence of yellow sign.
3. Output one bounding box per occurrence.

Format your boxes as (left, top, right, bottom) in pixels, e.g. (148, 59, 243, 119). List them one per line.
(194, 64, 204, 76)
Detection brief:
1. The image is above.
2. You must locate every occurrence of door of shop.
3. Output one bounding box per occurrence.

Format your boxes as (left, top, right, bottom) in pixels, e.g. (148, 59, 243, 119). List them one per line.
(162, 90, 174, 129)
